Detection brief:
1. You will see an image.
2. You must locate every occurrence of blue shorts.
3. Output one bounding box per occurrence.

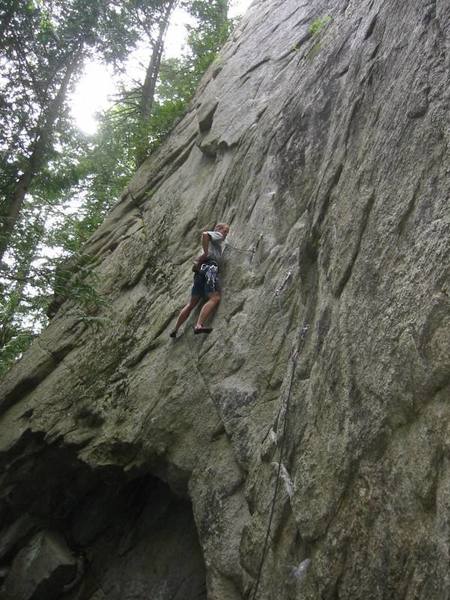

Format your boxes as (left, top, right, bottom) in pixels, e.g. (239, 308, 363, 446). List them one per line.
(191, 264, 221, 298)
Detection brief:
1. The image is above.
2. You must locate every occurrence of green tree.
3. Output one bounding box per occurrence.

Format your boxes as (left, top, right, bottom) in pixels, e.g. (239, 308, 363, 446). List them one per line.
(183, 0, 231, 83)
(109, 0, 232, 165)
(0, 0, 144, 265)
(0, 0, 233, 377)
(0, 0, 174, 371)
(51, 0, 233, 239)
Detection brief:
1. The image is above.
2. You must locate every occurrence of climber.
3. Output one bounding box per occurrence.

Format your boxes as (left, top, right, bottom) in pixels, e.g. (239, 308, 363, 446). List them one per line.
(170, 223, 230, 338)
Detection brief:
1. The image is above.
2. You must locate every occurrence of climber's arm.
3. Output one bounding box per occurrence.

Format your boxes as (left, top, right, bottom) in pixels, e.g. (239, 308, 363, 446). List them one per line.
(201, 231, 210, 256)
(196, 231, 223, 266)
(194, 231, 210, 266)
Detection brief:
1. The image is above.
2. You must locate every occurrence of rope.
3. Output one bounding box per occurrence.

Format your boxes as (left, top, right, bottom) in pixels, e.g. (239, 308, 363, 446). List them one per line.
(169, 257, 306, 598)
(250, 321, 309, 600)
(185, 326, 218, 408)
(225, 234, 263, 264)
(226, 243, 253, 255)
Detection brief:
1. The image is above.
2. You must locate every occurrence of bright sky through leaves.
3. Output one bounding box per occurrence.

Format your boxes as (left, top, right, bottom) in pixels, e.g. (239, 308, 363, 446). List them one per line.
(71, 0, 253, 134)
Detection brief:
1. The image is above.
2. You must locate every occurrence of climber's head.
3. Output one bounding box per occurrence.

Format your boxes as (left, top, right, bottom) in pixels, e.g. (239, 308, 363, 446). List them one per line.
(215, 223, 229, 239)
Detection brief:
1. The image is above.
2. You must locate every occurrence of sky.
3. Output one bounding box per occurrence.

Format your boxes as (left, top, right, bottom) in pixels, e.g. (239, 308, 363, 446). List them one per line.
(71, 0, 253, 134)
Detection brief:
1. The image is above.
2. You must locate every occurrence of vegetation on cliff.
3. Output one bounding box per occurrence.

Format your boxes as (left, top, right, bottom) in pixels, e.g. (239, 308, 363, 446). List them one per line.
(0, 0, 232, 376)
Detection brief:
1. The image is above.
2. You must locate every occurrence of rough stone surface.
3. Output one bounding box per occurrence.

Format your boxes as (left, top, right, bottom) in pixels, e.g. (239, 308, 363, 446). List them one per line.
(2, 530, 77, 600)
(1, 0, 449, 599)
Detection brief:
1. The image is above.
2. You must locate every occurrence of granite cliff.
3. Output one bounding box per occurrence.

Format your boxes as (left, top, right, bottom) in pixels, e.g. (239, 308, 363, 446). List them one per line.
(1, 0, 449, 599)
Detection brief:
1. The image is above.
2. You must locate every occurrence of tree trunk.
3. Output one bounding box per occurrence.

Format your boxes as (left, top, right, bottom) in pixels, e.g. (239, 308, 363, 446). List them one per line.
(136, 0, 175, 165)
(0, 47, 83, 265)
(0, 222, 43, 350)
(140, 0, 175, 121)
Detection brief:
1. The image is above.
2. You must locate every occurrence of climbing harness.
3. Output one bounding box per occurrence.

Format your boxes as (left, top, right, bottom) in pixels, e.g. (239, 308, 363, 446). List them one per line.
(200, 261, 219, 292)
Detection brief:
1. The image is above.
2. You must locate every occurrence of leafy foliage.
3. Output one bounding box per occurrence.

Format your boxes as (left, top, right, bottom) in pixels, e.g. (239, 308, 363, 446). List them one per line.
(0, 0, 233, 378)
(183, 0, 231, 80)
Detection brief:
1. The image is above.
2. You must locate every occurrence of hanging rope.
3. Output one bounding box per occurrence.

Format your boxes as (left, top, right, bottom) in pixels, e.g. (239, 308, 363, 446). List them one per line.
(225, 234, 263, 265)
(250, 320, 309, 600)
(167, 252, 308, 599)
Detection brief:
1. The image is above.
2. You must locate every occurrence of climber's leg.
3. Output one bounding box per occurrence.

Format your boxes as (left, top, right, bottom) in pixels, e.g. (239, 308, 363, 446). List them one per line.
(170, 296, 201, 338)
(194, 292, 221, 333)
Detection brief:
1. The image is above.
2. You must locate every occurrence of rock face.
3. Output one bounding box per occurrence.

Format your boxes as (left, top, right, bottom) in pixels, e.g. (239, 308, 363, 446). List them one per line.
(3, 530, 78, 600)
(1, 0, 449, 598)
